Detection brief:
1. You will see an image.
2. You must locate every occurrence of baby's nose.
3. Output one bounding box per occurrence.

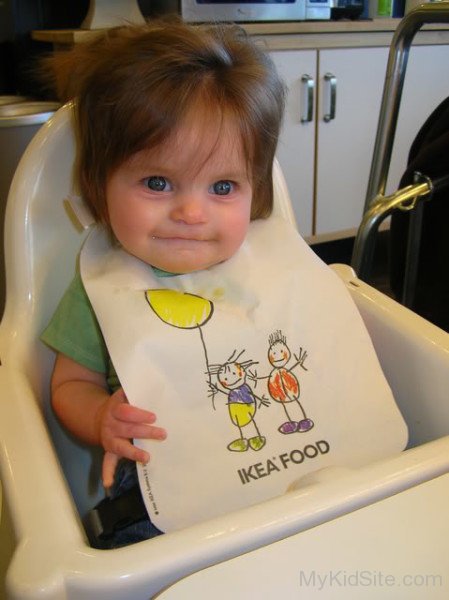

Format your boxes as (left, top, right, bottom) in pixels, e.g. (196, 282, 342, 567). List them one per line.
(171, 192, 208, 224)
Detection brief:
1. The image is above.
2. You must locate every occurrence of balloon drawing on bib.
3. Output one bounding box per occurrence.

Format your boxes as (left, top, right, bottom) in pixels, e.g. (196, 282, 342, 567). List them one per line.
(145, 289, 213, 329)
(145, 288, 215, 404)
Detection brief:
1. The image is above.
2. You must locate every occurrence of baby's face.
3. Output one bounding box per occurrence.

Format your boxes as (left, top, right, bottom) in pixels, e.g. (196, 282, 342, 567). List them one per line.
(105, 118, 252, 274)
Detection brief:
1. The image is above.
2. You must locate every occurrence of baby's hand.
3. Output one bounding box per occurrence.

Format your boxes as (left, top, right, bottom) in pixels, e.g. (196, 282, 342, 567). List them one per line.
(97, 388, 167, 488)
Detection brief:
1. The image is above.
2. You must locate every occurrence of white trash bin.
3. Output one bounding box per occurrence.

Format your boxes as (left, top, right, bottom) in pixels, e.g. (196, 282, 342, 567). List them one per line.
(0, 101, 60, 317)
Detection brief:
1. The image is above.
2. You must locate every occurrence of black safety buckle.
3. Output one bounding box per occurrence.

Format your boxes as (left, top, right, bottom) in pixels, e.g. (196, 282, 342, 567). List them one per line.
(84, 485, 148, 542)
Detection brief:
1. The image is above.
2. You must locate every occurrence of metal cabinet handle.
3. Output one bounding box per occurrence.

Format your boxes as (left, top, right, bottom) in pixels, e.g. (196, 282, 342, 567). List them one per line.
(300, 74, 314, 123)
(323, 72, 337, 122)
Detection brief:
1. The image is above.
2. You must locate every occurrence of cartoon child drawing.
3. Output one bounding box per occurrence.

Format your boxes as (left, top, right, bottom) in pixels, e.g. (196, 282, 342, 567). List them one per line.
(266, 330, 314, 434)
(209, 350, 270, 452)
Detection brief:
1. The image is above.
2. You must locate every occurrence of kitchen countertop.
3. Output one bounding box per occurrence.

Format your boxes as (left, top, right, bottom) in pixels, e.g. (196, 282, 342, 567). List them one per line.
(32, 18, 449, 50)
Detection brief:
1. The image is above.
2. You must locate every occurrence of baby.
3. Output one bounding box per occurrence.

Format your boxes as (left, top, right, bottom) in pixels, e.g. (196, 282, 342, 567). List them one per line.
(42, 18, 406, 548)
(42, 18, 286, 546)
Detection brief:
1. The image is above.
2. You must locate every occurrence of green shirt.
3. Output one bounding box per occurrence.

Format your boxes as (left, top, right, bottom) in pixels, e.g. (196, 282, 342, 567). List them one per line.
(41, 266, 176, 393)
(41, 271, 120, 391)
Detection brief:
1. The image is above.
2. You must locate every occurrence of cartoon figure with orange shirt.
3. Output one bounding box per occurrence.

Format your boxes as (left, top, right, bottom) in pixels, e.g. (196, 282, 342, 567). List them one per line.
(265, 330, 313, 434)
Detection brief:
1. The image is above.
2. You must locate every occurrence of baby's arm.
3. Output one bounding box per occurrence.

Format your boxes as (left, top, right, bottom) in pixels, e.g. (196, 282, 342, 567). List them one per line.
(51, 353, 167, 488)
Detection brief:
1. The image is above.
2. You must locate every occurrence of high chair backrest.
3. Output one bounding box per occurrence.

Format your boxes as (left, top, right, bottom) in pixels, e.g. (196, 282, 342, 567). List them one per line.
(0, 103, 297, 515)
(0, 104, 87, 396)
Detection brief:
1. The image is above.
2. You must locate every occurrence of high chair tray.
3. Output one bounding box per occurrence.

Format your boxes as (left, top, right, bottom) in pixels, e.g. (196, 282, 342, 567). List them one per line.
(156, 473, 449, 599)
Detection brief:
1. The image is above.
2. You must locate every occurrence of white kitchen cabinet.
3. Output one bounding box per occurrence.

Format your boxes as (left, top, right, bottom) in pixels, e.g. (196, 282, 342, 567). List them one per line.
(271, 44, 449, 241)
(316, 47, 390, 236)
(269, 49, 316, 237)
(271, 47, 389, 239)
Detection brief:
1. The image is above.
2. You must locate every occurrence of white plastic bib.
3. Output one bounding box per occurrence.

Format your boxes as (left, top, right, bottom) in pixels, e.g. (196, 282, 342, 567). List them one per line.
(80, 216, 407, 532)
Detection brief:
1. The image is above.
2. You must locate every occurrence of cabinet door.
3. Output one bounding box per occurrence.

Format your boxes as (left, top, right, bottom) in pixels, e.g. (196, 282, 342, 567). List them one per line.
(270, 50, 316, 237)
(315, 47, 389, 237)
(387, 44, 449, 194)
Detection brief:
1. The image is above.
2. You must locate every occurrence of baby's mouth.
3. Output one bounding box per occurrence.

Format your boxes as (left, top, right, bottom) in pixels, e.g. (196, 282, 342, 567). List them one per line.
(151, 235, 208, 243)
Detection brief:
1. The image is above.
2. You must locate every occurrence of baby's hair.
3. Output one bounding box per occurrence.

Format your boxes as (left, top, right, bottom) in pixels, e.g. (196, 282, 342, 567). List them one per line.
(41, 18, 286, 228)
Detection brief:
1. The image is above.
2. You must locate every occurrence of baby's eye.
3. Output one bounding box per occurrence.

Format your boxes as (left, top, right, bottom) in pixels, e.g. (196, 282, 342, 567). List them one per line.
(144, 176, 172, 192)
(210, 180, 233, 196)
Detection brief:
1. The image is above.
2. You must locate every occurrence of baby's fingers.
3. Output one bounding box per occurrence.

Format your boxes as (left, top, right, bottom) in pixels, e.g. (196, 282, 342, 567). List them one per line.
(102, 451, 119, 489)
(112, 421, 167, 441)
(106, 438, 150, 468)
(113, 402, 158, 425)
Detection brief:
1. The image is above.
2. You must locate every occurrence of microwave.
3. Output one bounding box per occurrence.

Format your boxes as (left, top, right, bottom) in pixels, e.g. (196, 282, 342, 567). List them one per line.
(180, 0, 332, 22)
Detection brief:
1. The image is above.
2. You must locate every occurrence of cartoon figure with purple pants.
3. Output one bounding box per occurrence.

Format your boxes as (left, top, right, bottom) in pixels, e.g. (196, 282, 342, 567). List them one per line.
(209, 350, 270, 452)
(266, 330, 313, 434)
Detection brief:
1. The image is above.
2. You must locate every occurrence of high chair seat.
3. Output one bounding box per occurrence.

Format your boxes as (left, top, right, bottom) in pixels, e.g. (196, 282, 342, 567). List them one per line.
(1, 103, 449, 599)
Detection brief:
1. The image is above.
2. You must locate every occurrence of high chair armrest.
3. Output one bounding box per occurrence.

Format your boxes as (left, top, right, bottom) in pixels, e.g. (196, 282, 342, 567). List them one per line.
(0, 366, 84, 543)
(8, 434, 449, 600)
(331, 263, 449, 447)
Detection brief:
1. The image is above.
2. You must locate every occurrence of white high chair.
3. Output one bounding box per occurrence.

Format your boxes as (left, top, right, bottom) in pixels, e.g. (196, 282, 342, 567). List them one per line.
(1, 103, 449, 600)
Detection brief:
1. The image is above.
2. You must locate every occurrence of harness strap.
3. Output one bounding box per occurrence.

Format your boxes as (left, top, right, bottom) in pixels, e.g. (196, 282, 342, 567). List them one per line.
(85, 485, 148, 541)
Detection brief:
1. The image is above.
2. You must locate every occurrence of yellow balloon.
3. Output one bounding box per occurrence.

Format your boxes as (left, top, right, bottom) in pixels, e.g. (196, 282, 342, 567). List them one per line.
(145, 289, 213, 329)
